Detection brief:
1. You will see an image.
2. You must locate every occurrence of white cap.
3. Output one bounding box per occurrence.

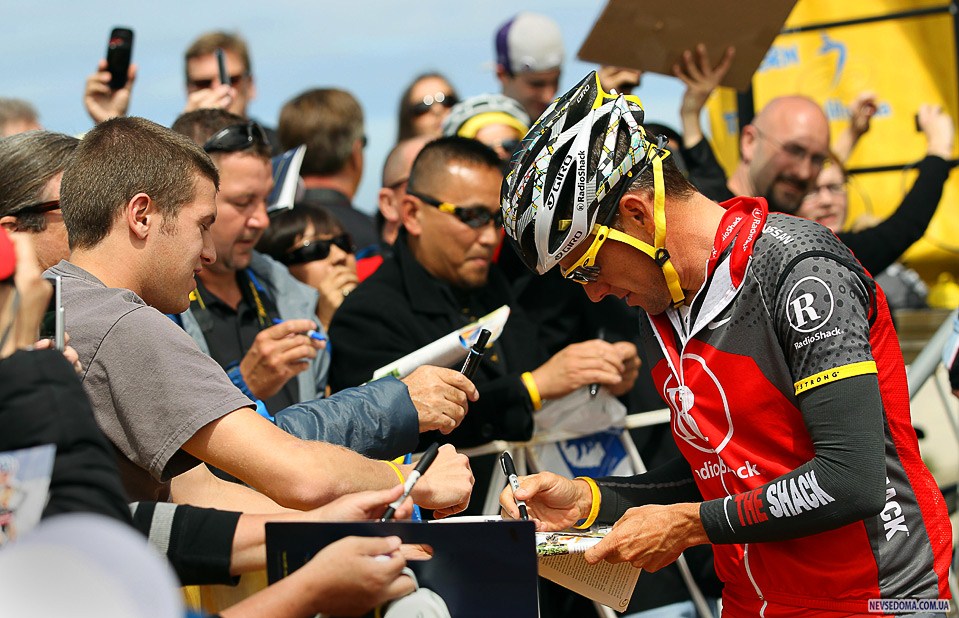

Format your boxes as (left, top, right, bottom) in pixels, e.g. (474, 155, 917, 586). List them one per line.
(495, 12, 564, 74)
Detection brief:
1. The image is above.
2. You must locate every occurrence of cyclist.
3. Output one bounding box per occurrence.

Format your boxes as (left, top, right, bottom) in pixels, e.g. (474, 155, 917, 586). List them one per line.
(499, 71, 952, 617)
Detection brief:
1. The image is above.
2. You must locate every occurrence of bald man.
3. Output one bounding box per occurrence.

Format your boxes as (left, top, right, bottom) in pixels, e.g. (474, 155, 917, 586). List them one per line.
(728, 96, 831, 214)
(377, 136, 430, 247)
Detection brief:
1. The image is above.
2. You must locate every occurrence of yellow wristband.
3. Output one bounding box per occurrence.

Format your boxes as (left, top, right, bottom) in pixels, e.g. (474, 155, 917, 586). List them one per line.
(573, 477, 601, 529)
(521, 371, 542, 411)
(383, 460, 405, 484)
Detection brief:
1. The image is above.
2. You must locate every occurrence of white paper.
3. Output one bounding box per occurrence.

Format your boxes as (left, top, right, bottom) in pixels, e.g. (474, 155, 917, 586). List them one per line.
(372, 305, 510, 380)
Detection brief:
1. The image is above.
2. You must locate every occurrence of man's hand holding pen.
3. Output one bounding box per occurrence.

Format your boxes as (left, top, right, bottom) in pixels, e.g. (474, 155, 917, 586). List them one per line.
(401, 366, 478, 434)
(402, 443, 474, 518)
(529, 339, 640, 400)
(499, 471, 594, 532)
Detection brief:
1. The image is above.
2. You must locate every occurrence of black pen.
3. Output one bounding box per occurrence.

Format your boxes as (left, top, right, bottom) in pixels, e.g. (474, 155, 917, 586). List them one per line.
(460, 328, 491, 380)
(589, 327, 606, 398)
(381, 442, 440, 521)
(500, 451, 528, 521)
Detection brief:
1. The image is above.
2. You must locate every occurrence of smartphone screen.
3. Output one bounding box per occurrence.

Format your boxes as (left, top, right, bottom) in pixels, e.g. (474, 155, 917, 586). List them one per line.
(39, 275, 64, 351)
(215, 47, 229, 87)
(106, 27, 134, 90)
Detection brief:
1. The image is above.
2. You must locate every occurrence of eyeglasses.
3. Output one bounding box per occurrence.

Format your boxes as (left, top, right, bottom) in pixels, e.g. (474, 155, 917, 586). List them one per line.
(411, 92, 459, 116)
(279, 233, 355, 266)
(560, 225, 670, 284)
(188, 73, 248, 90)
(11, 199, 61, 217)
(407, 190, 503, 229)
(203, 121, 269, 153)
(802, 182, 847, 201)
(753, 127, 829, 169)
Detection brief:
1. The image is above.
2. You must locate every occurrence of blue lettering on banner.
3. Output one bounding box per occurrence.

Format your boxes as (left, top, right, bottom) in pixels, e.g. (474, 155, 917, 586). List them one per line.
(723, 112, 738, 135)
(758, 45, 799, 73)
(824, 99, 892, 122)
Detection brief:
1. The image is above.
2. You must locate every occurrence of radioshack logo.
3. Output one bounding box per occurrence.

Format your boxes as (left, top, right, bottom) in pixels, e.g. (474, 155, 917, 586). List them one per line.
(663, 354, 733, 454)
(793, 327, 844, 350)
(786, 276, 834, 333)
(695, 459, 761, 481)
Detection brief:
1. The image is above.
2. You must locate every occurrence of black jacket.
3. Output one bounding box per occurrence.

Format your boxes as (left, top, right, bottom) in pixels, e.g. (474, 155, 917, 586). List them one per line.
(0, 349, 132, 524)
(328, 234, 542, 449)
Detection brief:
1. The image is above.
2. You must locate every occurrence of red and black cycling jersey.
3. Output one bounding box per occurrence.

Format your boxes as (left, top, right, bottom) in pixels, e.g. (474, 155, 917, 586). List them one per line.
(594, 197, 952, 617)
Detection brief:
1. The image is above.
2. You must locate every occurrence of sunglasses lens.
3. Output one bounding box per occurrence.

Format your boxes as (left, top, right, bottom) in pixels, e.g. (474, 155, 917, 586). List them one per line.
(332, 234, 355, 254)
(411, 92, 457, 116)
(203, 122, 267, 153)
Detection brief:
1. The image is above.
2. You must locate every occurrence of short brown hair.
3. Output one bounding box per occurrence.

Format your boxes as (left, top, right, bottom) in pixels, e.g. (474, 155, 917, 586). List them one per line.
(184, 31, 252, 83)
(0, 98, 39, 134)
(60, 117, 219, 250)
(278, 89, 363, 176)
(171, 108, 272, 161)
(0, 131, 78, 232)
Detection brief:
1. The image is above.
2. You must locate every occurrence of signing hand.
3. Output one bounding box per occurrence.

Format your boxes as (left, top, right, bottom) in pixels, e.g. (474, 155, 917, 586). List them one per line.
(401, 365, 478, 435)
(584, 503, 709, 572)
(239, 319, 325, 399)
(407, 444, 473, 518)
(499, 471, 593, 531)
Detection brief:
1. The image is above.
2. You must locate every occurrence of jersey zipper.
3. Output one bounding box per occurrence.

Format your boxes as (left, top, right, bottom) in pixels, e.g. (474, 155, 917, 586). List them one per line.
(743, 543, 768, 616)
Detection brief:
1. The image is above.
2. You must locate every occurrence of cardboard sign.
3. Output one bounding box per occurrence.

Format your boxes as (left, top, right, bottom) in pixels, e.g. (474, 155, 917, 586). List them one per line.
(578, 0, 799, 91)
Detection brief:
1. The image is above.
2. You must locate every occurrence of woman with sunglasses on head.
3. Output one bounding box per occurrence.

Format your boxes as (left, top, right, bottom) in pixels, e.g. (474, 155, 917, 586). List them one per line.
(396, 72, 459, 141)
(257, 202, 359, 329)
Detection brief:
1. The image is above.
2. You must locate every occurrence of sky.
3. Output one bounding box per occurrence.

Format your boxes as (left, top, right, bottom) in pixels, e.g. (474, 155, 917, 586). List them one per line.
(0, 1, 686, 213)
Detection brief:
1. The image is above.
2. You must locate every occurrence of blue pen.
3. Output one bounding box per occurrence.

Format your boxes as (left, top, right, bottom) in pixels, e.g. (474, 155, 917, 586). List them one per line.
(271, 318, 327, 342)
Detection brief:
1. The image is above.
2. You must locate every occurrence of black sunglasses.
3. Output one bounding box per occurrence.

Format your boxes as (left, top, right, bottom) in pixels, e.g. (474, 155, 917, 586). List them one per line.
(408, 190, 503, 229)
(188, 73, 248, 90)
(11, 199, 61, 217)
(411, 92, 459, 116)
(279, 233, 355, 266)
(203, 121, 269, 153)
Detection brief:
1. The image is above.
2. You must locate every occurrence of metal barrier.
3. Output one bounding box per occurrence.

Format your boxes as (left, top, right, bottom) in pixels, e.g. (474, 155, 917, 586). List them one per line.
(903, 309, 959, 606)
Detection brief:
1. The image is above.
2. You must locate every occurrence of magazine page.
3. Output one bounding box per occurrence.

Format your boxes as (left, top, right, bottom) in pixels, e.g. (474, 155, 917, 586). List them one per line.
(0, 444, 55, 546)
(372, 305, 510, 380)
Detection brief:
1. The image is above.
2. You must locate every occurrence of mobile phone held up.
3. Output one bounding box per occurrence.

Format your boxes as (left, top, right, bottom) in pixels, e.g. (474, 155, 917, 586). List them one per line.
(106, 27, 134, 90)
(39, 275, 65, 352)
(215, 47, 229, 87)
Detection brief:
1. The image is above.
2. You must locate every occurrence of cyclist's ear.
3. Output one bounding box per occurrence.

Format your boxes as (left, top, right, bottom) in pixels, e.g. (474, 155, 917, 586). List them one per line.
(619, 191, 654, 237)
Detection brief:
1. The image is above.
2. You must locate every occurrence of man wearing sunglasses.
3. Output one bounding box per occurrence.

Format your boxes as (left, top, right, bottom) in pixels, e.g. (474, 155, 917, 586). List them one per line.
(45, 116, 474, 518)
(329, 137, 638, 508)
(0, 131, 77, 271)
(497, 73, 952, 616)
(172, 109, 476, 453)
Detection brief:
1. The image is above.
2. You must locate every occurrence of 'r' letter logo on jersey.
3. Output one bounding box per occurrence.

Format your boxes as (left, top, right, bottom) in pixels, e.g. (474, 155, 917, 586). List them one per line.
(786, 276, 834, 333)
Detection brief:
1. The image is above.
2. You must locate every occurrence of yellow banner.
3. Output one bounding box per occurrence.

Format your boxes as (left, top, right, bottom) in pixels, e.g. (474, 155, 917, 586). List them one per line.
(706, 0, 959, 281)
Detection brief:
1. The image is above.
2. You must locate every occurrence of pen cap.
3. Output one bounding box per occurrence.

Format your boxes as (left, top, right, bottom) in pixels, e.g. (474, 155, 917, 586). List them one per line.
(471, 328, 492, 352)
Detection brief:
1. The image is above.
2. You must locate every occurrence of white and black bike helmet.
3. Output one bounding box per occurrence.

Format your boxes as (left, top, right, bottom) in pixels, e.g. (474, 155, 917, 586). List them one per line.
(500, 71, 684, 306)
